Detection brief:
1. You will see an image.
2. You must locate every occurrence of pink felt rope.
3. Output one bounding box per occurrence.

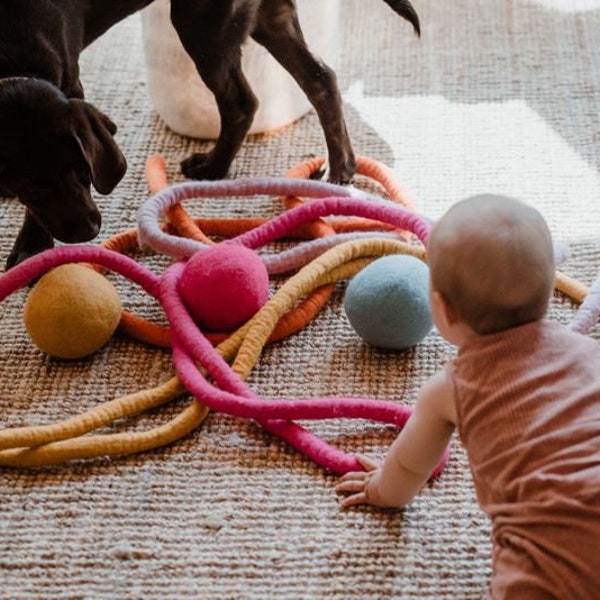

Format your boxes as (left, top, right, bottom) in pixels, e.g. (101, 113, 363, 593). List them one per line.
(141, 192, 436, 474)
(0, 241, 445, 475)
(0, 246, 161, 303)
(225, 197, 431, 248)
(161, 263, 447, 475)
(2, 168, 598, 479)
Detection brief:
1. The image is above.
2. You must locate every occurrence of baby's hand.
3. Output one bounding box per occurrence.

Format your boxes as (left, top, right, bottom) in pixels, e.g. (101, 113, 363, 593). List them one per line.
(335, 455, 383, 508)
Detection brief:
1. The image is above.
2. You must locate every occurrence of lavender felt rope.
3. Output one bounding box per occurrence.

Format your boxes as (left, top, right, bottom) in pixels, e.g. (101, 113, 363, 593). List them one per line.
(258, 230, 407, 275)
(137, 178, 369, 258)
(137, 178, 425, 272)
(569, 271, 600, 334)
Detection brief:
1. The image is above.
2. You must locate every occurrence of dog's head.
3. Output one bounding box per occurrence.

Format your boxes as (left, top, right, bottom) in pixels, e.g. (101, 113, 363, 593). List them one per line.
(0, 78, 127, 243)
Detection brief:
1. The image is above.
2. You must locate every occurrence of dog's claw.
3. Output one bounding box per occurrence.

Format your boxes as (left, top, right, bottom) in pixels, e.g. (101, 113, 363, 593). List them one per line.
(308, 161, 355, 186)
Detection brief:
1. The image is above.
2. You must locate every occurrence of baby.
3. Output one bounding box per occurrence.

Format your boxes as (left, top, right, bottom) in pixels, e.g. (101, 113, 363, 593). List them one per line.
(336, 195, 600, 599)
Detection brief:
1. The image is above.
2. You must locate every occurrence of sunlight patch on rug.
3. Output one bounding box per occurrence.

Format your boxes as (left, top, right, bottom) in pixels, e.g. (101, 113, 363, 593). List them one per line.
(528, 0, 600, 12)
(344, 81, 600, 240)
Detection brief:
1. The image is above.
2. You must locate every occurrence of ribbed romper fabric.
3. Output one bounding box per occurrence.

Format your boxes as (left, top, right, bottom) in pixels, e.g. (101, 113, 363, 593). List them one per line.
(448, 320, 600, 599)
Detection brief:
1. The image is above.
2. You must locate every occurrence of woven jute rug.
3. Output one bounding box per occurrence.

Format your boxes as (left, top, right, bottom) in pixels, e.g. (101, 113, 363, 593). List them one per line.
(1, 1, 599, 598)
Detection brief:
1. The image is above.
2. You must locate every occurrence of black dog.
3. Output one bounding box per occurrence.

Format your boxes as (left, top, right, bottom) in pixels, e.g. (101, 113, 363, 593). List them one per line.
(0, 0, 419, 268)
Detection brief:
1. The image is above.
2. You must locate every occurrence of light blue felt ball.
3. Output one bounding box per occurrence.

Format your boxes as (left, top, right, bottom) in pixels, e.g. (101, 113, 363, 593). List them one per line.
(343, 255, 433, 350)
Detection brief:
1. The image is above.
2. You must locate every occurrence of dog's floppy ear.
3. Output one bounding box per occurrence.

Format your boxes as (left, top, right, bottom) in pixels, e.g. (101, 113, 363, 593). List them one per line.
(69, 99, 127, 194)
(0, 161, 10, 197)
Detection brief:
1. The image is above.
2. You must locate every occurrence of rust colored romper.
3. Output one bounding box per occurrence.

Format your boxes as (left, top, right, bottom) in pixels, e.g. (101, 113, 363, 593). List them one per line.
(449, 320, 600, 599)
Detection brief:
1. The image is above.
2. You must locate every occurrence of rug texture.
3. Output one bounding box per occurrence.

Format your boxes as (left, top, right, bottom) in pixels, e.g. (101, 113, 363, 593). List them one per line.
(1, 1, 599, 598)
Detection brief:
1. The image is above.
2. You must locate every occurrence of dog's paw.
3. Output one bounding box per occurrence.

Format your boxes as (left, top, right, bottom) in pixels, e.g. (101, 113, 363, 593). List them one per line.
(325, 157, 357, 186)
(309, 163, 329, 182)
(308, 162, 355, 186)
(180, 152, 228, 181)
(0, 185, 15, 198)
(5, 240, 55, 271)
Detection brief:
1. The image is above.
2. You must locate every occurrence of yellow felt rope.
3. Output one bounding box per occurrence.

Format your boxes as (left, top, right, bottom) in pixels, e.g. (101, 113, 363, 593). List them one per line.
(0, 221, 588, 468)
(555, 270, 589, 302)
(0, 377, 210, 467)
(220, 238, 426, 378)
(0, 377, 186, 451)
(0, 401, 208, 467)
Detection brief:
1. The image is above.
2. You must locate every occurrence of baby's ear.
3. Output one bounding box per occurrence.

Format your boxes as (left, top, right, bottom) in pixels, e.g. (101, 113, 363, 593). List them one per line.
(432, 291, 458, 327)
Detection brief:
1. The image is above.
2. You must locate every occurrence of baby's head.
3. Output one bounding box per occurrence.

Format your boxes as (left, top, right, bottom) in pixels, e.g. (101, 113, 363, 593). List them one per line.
(427, 195, 555, 336)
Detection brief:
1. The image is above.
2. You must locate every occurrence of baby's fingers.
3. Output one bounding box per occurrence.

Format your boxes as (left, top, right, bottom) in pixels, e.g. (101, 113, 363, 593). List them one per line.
(338, 491, 369, 508)
(355, 454, 380, 472)
(336, 478, 367, 494)
(338, 470, 369, 484)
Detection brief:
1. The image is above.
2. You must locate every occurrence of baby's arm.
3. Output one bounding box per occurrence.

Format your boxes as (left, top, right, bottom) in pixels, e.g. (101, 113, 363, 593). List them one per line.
(336, 368, 456, 509)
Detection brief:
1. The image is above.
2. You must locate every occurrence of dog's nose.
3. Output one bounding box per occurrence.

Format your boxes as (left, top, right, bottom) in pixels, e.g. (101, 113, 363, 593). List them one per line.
(73, 216, 101, 242)
(66, 215, 102, 243)
(51, 211, 102, 243)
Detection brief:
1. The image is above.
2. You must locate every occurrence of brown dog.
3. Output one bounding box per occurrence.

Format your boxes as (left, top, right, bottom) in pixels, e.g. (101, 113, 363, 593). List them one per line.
(0, 0, 419, 268)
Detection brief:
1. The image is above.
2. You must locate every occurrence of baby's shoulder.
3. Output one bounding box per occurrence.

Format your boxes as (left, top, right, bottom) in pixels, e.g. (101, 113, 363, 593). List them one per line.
(420, 367, 457, 424)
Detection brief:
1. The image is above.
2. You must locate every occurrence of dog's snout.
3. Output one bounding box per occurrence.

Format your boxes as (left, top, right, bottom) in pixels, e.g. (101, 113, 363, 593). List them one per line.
(42, 202, 102, 244)
(70, 216, 101, 242)
(57, 210, 101, 243)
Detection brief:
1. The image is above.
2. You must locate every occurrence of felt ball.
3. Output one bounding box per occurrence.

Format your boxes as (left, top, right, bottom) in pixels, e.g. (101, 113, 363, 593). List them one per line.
(344, 255, 433, 350)
(178, 244, 269, 332)
(23, 264, 121, 359)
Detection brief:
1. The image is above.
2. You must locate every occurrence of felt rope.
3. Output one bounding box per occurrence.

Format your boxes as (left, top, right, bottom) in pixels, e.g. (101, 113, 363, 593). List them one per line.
(225, 239, 426, 378)
(284, 155, 415, 207)
(138, 184, 430, 260)
(0, 379, 209, 468)
(142, 193, 439, 474)
(102, 221, 404, 346)
(569, 271, 600, 334)
(2, 229, 597, 471)
(0, 240, 434, 473)
(136, 178, 422, 259)
(161, 155, 412, 246)
(0, 402, 206, 468)
(158, 244, 447, 476)
(555, 270, 589, 303)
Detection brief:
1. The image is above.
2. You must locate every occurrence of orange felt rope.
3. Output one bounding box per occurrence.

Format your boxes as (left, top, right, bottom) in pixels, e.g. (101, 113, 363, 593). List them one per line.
(103, 155, 417, 348)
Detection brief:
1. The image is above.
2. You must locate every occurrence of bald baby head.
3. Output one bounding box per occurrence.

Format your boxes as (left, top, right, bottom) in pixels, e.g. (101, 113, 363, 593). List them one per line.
(427, 195, 555, 335)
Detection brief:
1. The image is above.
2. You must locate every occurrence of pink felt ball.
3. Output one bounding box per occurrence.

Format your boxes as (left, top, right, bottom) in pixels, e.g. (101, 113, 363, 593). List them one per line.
(178, 244, 270, 332)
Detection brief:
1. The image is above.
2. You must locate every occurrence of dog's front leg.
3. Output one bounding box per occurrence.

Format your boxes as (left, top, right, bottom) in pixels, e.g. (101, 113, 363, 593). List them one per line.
(172, 1, 259, 180)
(179, 68, 258, 180)
(252, 0, 356, 184)
(6, 209, 54, 270)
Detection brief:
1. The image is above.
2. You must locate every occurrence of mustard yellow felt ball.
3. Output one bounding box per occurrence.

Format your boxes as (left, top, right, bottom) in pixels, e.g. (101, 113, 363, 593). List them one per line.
(23, 264, 121, 359)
